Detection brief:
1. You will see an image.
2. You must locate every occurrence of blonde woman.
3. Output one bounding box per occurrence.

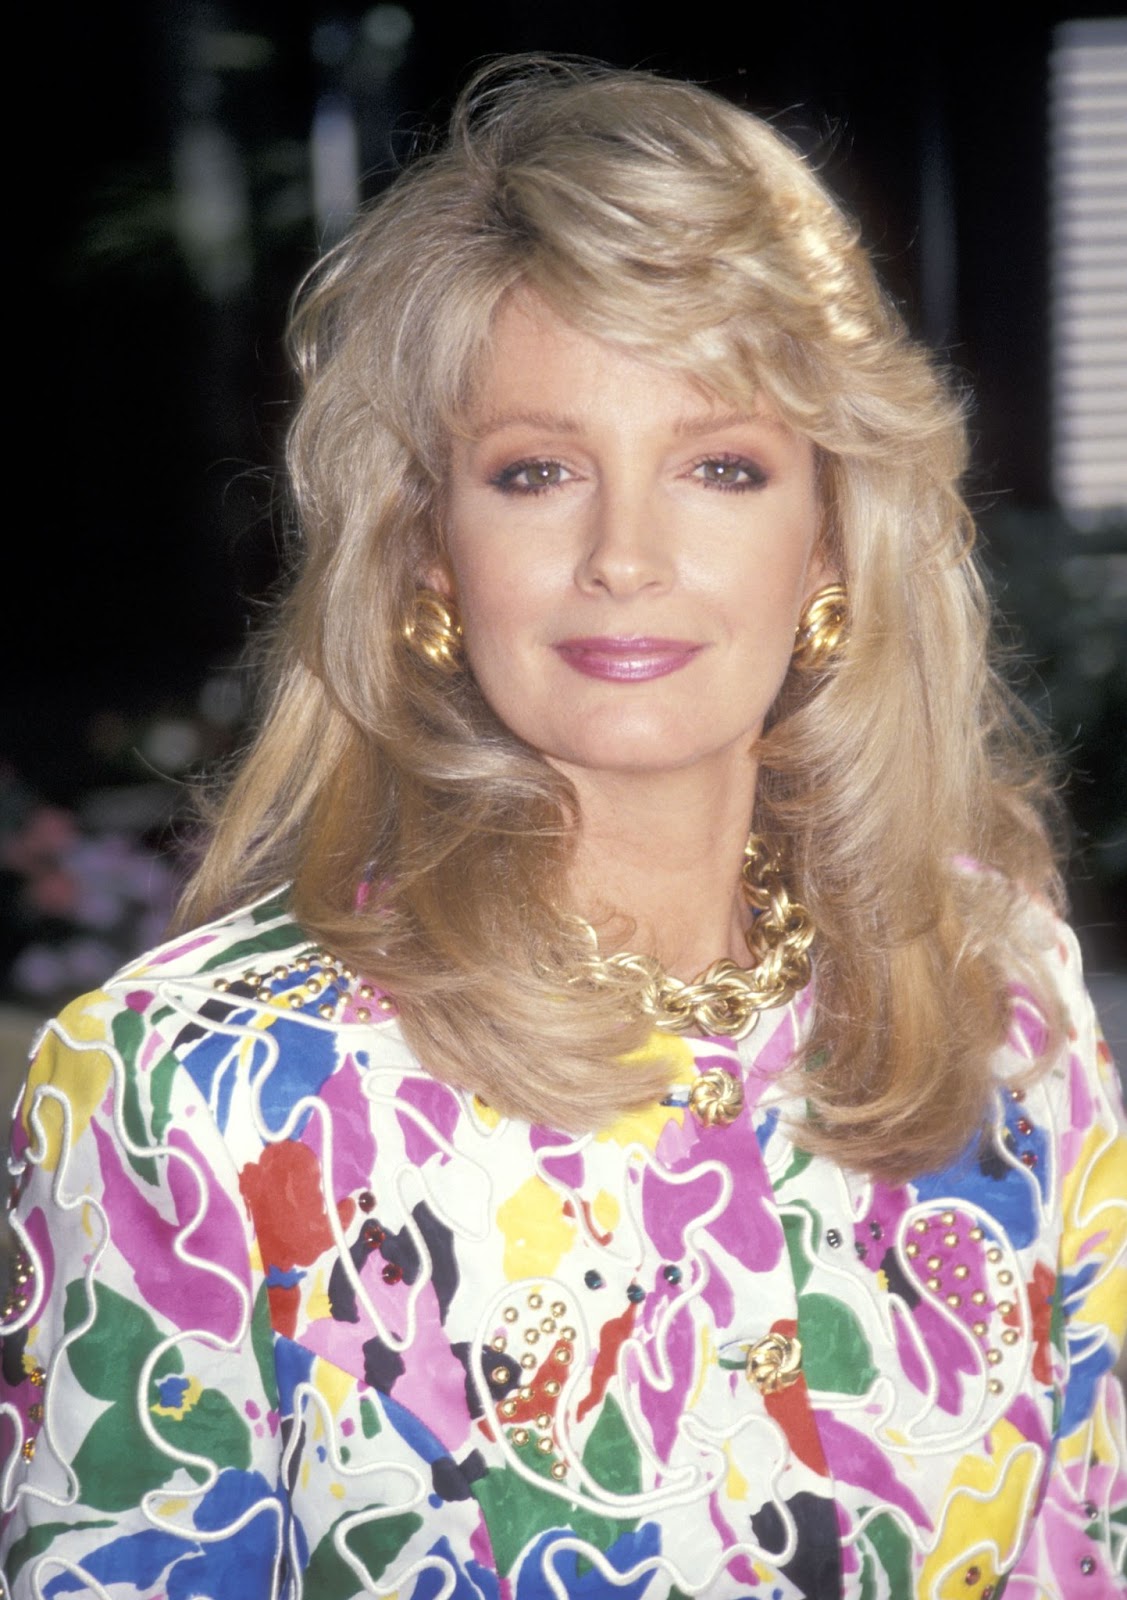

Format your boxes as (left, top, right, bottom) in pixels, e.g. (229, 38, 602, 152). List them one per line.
(2, 59, 1124, 1600)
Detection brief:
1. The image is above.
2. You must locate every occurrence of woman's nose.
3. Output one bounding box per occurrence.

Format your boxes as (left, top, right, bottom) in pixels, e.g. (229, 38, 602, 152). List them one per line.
(575, 487, 673, 597)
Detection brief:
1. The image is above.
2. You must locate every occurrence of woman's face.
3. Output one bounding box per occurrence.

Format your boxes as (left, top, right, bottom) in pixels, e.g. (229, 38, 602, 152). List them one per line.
(440, 295, 827, 790)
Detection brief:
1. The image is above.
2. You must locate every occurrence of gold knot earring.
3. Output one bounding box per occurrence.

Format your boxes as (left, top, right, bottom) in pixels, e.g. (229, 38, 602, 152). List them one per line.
(792, 584, 848, 672)
(403, 588, 464, 674)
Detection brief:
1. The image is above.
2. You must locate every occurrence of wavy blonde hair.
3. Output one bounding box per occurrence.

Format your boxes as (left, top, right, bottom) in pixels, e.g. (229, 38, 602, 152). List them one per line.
(180, 57, 1061, 1180)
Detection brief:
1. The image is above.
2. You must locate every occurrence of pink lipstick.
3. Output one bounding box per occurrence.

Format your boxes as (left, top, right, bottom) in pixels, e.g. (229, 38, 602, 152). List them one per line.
(553, 637, 702, 682)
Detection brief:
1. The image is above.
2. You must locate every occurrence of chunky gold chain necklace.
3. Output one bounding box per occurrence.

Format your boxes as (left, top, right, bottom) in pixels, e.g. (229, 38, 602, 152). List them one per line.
(579, 835, 814, 1040)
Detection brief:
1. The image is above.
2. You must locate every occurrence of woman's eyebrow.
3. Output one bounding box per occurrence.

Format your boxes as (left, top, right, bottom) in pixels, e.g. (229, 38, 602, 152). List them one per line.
(466, 409, 785, 440)
(470, 408, 582, 438)
(672, 410, 783, 437)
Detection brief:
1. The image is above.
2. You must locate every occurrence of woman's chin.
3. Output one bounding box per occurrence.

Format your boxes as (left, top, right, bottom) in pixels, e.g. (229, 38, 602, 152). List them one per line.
(542, 729, 754, 785)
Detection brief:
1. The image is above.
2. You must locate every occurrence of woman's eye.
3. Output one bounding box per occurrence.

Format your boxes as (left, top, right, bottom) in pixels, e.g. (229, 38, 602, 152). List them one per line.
(493, 459, 568, 494)
(693, 456, 768, 491)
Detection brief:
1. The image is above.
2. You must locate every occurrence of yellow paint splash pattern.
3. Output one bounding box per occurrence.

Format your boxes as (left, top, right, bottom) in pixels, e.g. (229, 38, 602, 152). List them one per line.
(1061, 1115, 1127, 1344)
(592, 1189, 620, 1234)
(313, 1357, 354, 1418)
(724, 1441, 749, 1502)
(597, 1032, 696, 1151)
(305, 1268, 332, 1324)
(21, 1006, 114, 1172)
(919, 1419, 1040, 1597)
(498, 1177, 576, 1279)
(151, 1375, 203, 1420)
(471, 1095, 501, 1131)
(687, 1322, 716, 1413)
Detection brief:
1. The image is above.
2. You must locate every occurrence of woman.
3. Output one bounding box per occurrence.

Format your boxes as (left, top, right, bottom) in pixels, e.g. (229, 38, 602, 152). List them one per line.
(2, 57, 1124, 1600)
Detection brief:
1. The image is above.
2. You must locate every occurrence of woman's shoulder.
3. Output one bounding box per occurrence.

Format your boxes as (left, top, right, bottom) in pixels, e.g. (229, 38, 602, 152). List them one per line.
(995, 889, 1112, 1084)
(18, 888, 416, 1171)
(44, 887, 380, 1046)
(115, 885, 311, 990)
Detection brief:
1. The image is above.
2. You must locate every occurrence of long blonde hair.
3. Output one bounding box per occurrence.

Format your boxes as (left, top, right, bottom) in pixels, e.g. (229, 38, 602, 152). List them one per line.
(180, 57, 1061, 1180)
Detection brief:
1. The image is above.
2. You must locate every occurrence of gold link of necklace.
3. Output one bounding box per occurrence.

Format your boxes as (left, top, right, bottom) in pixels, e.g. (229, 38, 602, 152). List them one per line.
(579, 835, 814, 1040)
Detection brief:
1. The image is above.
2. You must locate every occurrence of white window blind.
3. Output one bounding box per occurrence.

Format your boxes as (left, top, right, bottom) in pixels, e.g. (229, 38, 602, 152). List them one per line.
(1049, 19, 1127, 524)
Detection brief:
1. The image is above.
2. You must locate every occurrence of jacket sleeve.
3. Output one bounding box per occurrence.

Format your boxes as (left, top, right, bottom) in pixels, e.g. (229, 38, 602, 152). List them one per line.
(1008, 930, 1127, 1594)
(1, 988, 287, 1599)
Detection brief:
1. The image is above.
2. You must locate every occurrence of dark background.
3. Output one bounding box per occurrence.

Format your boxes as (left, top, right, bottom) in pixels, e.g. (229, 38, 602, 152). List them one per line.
(3, 3, 1124, 1023)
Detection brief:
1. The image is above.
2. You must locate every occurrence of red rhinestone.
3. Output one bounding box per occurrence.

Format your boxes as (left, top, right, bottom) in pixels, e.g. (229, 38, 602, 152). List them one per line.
(1016, 1117, 1032, 1135)
(358, 1191, 376, 1212)
(361, 1221, 385, 1250)
(1020, 1151, 1037, 1168)
(381, 1262, 403, 1284)
(965, 1568, 980, 1585)
(1080, 1556, 1096, 1575)
(982, 1589, 994, 1600)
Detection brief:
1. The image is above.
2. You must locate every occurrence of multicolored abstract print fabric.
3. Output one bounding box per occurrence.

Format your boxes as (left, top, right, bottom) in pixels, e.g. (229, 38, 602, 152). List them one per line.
(2, 889, 1125, 1598)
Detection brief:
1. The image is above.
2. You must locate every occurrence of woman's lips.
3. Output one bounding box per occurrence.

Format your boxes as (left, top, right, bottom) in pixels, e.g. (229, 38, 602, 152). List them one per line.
(553, 637, 703, 682)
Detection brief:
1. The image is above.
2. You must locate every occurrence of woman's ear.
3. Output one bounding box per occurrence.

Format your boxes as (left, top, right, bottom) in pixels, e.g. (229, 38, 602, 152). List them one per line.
(801, 551, 840, 608)
(423, 558, 456, 599)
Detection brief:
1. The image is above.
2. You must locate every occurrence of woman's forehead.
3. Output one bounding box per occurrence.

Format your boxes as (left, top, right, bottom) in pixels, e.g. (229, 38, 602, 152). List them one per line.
(449, 289, 782, 440)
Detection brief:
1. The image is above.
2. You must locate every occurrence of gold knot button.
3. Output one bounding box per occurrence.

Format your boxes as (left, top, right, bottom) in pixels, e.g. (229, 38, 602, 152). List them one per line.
(745, 1331, 803, 1394)
(688, 1067, 745, 1127)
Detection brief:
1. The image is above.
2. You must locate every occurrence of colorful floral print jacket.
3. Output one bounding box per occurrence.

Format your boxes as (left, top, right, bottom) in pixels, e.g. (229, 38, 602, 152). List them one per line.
(2, 889, 1125, 1599)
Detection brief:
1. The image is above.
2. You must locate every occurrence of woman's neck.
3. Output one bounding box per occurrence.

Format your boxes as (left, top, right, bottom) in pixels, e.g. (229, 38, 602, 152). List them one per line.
(562, 760, 759, 979)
